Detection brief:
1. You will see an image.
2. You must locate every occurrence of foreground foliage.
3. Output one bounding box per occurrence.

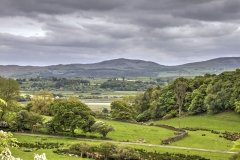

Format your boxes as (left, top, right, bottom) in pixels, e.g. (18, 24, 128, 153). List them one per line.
(0, 130, 47, 160)
(57, 142, 209, 160)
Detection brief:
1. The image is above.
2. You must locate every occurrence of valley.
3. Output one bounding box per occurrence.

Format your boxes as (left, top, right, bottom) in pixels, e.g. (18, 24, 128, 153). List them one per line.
(1, 57, 240, 160)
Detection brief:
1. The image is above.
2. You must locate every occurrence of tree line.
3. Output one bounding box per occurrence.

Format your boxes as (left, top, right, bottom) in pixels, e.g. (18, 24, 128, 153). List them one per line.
(100, 79, 156, 91)
(108, 69, 240, 122)
(16, 76, 162, 91)
(17, 77, 91, 91)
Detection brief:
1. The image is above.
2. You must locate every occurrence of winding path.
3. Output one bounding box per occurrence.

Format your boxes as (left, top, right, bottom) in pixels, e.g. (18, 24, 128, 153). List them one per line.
(13, 132, 237, 154)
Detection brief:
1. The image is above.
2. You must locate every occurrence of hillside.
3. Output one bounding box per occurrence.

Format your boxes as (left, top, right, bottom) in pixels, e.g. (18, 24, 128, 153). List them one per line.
(178, 57, 240, 75)
(0, 57, 240, 78)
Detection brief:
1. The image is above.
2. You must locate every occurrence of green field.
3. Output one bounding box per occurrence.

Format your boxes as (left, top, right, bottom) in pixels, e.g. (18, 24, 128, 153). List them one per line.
(154, 111, 240, 150)
(9, 112, 240, 160)
(95, 119, 174, 144)
(155, 111, 240, 132)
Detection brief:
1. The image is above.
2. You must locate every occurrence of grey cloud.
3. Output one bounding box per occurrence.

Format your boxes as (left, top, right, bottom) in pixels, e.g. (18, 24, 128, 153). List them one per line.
(222, 1, 240, 14)
(134, 0, 211, 12)
(0, 0, 124, 17)
(82, 23, 137, 39)
(1, 0, 240, 66)
(2, 0, 240, 24)
(133, 14, 196, 28)
(0, 33, 122, 65)
(0, 19, 124, 50)
(194, 24, 238, 38)
(174, 0, 240, 21)
(46, 0, 124, 11)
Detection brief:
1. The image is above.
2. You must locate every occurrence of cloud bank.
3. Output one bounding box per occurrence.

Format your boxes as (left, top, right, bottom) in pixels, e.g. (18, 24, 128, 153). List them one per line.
(0, 0, 240, 66)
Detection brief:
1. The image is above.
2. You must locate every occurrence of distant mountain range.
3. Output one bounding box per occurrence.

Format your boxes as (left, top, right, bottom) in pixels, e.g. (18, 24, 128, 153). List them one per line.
(1, 57, 240, 78)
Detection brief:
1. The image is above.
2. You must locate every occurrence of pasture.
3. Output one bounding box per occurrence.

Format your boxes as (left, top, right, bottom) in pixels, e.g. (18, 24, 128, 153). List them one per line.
(154, 111, 240, 150)
(10, 112, 240, 160)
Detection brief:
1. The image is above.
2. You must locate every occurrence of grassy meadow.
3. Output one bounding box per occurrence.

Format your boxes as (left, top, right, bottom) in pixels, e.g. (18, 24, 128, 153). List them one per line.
(10, 112, 240, 160)
(94, 119, 174, 144)
(154, 111, 240, 150)
(155, 111, 240, 132)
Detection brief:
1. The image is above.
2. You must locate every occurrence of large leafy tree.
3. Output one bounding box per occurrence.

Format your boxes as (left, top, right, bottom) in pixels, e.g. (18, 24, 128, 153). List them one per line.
(110, 100, 137, 121)
(31, 90, 54, 116)
(51, 99, 95, 135)
(0, 77, 20, 121)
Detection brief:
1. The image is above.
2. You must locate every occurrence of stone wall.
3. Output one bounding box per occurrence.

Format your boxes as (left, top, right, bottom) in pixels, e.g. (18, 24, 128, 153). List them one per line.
(155, 124, 188, 144)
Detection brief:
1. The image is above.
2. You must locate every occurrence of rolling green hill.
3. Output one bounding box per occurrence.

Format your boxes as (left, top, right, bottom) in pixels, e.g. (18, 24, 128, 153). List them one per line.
(1, 57, 240, 78)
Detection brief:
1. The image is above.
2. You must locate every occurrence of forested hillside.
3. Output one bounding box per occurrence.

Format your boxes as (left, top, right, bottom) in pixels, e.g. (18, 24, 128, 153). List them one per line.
(132, 69, 240, 122)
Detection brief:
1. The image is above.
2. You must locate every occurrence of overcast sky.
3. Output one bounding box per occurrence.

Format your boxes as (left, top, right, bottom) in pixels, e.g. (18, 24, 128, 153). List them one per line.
(0, 0, 240, 66)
